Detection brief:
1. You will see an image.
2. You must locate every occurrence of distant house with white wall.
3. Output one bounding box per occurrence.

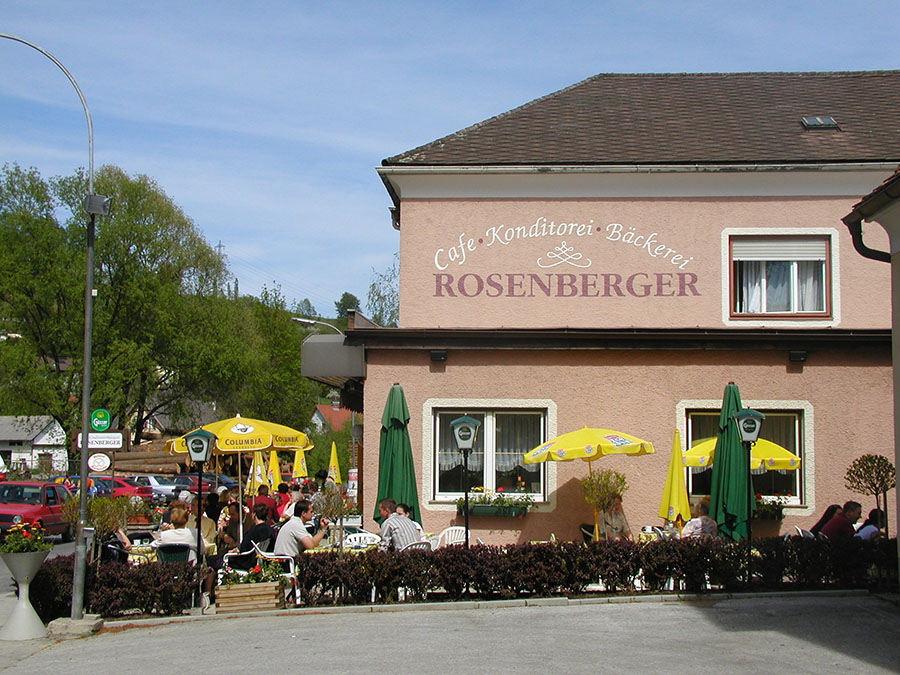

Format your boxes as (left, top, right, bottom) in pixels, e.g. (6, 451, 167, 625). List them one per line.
(0, 416, 68, 474)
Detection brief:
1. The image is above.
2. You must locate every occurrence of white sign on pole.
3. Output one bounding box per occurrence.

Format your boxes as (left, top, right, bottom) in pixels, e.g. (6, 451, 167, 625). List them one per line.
(76, 432, 124, 449)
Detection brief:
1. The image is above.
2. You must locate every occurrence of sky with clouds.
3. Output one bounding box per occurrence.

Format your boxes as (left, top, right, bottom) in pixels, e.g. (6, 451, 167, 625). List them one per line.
(2, 1, 899, 316)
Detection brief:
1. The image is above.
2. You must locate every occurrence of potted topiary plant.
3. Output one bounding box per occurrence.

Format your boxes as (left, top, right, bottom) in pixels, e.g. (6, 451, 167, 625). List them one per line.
(580, 469, 628, 540)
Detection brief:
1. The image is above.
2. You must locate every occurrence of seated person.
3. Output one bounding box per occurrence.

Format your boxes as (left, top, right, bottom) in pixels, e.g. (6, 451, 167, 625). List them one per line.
(810, 504, 841, 537)
(395, 503, 426, 542)
(217, 501, 243, 552)
(854, 508, 885, 542)
(378, 498, 421, 551)
(247, 485, 278, 524)
(151, 506, 204, 563)
(681, 499, 717, 538)
(273, 499, 330, 560)
(186, 493, 217, 553)
(226, 503, 277, 570)
(820, 500, 862, 542)
(601, 494, 633, 541)
(280, 485, 303, 522)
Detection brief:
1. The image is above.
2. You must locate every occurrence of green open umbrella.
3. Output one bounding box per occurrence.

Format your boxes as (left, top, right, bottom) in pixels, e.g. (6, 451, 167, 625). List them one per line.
(709, 382, 755, 541)
(373, 384, 422, 525)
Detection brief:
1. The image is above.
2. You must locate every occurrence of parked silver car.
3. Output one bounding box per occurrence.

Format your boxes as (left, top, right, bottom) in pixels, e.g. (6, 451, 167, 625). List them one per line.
(127, 474, 179, 502)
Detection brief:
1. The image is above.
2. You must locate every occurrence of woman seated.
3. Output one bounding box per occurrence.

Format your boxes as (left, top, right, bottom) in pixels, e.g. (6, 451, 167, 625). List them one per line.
(854, 509, 885, 542)
(810, 504, 841, 537)
(681, 499, 717, 539)
(151, 505, 204, 563)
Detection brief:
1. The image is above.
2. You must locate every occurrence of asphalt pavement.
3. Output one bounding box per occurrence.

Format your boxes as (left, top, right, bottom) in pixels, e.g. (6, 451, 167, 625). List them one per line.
(1, 542, 899, 674)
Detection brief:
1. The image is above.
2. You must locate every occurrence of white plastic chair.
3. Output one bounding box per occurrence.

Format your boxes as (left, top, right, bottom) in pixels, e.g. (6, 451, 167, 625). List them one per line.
(343, 531, 381, 548)
(434, 526, 466, 548)
(794, 526, 815, 539)
(399, 540, 432, 552)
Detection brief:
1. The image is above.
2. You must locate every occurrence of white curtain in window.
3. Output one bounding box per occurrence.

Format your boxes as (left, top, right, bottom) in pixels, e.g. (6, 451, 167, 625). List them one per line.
(765, 261, 790, 312)
(741, 261, 762, 313)
(494, 414, 541, 472)
(797, 261, 824, 312)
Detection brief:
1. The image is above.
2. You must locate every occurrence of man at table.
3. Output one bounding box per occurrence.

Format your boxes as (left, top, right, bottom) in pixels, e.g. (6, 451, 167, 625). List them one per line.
(248, 485, 279, 524)
(820, 500, 862, 542)
(273, 499, 330, 559)
(378, 498, 420, 551)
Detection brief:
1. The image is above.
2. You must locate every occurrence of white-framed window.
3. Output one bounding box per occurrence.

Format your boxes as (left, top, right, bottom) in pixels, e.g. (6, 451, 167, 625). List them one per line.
(686, 409, 804, 505)
(731, 236, 830, 317)
(433, 409, 546, 501)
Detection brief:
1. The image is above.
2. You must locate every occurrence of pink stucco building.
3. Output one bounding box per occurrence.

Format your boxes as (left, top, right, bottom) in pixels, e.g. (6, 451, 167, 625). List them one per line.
(313, 71, 900, 542)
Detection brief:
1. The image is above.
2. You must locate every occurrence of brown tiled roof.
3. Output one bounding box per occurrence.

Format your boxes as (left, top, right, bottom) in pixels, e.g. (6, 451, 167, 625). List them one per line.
(383, 71, 900, 166)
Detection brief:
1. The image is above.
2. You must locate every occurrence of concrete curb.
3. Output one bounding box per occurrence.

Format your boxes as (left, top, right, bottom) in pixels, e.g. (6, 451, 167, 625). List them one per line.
(101, 588, 873, 632)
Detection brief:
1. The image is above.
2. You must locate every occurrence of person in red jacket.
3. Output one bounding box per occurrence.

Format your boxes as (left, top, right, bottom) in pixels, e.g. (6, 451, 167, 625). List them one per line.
(247, 485, 278, 524)
(819, 500, 862, 542)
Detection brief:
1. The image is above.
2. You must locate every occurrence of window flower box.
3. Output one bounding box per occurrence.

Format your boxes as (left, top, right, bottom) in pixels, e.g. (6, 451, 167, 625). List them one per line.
(457, 505, 528, 517)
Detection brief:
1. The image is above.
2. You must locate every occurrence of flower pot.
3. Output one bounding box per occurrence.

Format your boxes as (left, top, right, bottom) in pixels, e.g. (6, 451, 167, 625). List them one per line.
(457, 505, 528, 517)
(215, 581, 286, 613)
(751, 518, 782, 539)
(0, 550, 50, 640)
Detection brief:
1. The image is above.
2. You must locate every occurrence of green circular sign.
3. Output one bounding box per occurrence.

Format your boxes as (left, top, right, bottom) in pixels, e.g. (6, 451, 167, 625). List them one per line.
(90, 408, 111, 432)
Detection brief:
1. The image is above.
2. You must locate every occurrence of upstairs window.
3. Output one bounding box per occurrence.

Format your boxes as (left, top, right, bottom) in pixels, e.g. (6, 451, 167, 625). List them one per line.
(731, 236, 830, 317)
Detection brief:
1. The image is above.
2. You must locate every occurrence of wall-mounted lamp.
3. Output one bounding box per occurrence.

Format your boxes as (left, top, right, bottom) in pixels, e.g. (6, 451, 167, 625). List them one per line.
(788, 350, 807, 363)
(430, 350, 447, 362)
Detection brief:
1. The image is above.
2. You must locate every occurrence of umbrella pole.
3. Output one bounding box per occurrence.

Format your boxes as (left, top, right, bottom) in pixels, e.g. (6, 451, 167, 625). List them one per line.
(588, 459, 600, 541)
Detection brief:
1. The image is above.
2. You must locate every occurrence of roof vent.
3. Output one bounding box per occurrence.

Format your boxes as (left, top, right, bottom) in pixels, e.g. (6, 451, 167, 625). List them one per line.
(801, 116, 840, 130)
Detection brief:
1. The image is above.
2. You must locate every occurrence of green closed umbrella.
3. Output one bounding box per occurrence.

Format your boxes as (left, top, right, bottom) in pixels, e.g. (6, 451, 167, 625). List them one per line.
(373, 384, 422, 525)
(709, 382, 755, 541)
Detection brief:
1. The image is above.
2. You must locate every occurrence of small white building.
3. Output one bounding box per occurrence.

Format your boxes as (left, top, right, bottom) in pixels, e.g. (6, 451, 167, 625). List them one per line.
(0, 416, 68, 475)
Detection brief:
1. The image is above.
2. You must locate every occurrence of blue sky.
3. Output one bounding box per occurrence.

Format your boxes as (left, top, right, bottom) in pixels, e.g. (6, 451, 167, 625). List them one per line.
(2, 2, 899, 316)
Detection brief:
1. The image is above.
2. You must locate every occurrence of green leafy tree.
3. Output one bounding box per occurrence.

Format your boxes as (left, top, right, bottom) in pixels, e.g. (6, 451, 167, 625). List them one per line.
(220, 285, 321, 432)
(293, 298, 317, 317)
(366, 252, 398, 327)
(334, 292, 360, 319)
(307, 419, 352, 482)
(0, 163, 246, 455)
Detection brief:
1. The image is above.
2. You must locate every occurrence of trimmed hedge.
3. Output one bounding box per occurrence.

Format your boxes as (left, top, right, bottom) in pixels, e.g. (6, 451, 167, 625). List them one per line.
(31, 538, 898, 620)
(30, 555, 201, 623)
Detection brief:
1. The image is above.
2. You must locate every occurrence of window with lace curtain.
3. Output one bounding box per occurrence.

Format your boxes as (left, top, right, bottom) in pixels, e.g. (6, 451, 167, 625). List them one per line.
(433, 410, 545, 500)
(731, 236, 830, 317)
(686, 409, 804, 505)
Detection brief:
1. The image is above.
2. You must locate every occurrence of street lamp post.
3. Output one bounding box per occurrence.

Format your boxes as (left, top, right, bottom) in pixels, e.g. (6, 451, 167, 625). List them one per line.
(0, 34, 110, 621)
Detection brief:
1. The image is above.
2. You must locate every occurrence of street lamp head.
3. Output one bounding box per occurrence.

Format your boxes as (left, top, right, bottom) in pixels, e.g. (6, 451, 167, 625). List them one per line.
(291, 317, 344, 335)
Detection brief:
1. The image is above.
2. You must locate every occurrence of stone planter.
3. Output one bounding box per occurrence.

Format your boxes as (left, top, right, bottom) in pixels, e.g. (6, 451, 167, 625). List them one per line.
(457, 505, 528, 517)
(0, 549, 50, 640)
(215, 581, 285, 613)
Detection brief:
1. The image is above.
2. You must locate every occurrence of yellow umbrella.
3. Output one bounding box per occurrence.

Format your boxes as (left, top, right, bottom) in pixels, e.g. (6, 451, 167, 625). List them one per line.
(246, 450, 269, 495)
(268, 450, 283, 487)
(658, 430, 692, 527)
(524, 426, 654, 465)
(166, 415, 314, 455)
(683, 437, 801, 471)
(328, 441, 343, 484)
(292, 447, 309, 481)
(524, 426, 655, 539)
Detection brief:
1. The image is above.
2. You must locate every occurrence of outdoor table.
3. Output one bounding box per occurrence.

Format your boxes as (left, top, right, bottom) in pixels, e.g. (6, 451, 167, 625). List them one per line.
(305, 543, 377, 554)
(129, 544, 157, 564)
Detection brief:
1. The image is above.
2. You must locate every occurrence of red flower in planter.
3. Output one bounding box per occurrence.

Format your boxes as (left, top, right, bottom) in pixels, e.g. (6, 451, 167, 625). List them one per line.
(251, 565, 261, 574)
(22, 531, 32, 538)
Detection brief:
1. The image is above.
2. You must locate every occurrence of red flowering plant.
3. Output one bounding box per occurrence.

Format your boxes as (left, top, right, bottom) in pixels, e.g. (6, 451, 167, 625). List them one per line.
(454, 486, 534, 511)
(220, 558, 285, 585)
(0, 522, 53, 553)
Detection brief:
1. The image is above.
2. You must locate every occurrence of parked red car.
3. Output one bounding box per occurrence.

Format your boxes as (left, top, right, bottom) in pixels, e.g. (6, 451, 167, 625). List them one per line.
(92, 476, 154, 502)
(172, 475, 213, 494)
(0, 481, 74, 540)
